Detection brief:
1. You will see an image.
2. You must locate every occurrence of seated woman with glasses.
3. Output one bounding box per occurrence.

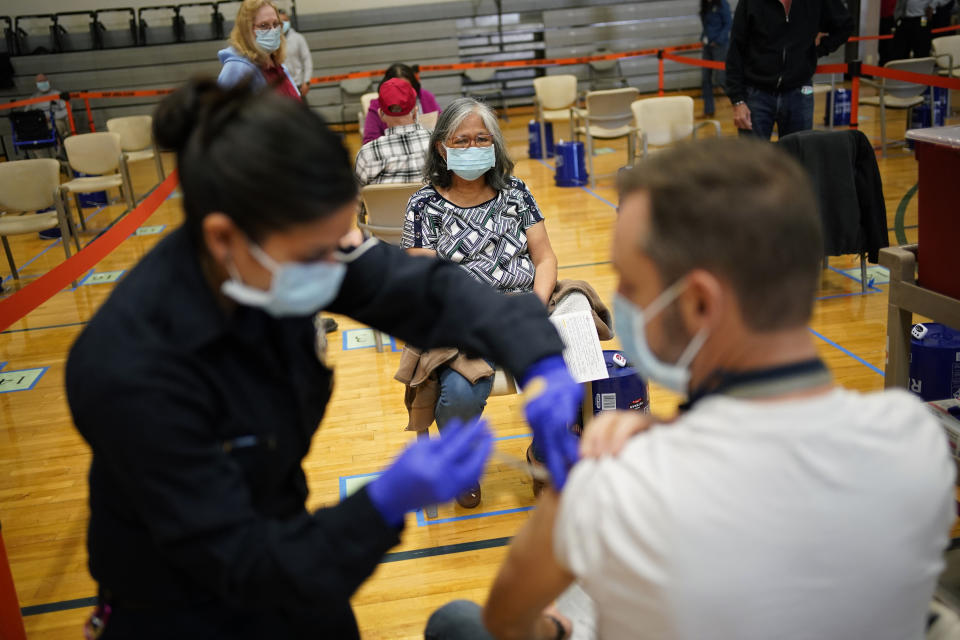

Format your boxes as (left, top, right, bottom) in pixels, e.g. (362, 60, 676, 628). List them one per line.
(399, 97, 558, 509)
(217, 0, 300, 99)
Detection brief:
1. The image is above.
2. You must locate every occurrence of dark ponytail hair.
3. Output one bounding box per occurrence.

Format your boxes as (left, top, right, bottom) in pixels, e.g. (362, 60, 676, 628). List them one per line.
(381, 63, 420, 96)
(153, 77, 357, 244)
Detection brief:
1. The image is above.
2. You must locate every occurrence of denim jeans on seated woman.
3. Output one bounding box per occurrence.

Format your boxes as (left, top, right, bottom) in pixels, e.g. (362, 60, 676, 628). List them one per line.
(738, 85, 814, 140)
(435, 362, 546, 461)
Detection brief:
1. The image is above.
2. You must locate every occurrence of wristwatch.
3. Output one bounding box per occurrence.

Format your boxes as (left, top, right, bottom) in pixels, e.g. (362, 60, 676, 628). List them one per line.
(734, 101, 746, 107)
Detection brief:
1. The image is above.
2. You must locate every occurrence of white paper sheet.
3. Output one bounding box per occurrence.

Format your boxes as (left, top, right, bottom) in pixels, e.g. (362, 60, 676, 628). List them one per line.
(550, 310, 608, 383)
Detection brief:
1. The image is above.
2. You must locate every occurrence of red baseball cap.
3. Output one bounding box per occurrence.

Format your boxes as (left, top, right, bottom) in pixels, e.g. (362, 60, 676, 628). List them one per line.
(378, 78, 417, 117)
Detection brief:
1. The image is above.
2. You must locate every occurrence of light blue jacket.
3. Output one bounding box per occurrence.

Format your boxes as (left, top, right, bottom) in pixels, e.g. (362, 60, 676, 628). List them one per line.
(216, 46, 301, 96)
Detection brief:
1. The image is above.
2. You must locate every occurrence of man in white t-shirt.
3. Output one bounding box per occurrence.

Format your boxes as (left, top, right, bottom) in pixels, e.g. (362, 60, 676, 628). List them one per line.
(424, 138, 955, 640)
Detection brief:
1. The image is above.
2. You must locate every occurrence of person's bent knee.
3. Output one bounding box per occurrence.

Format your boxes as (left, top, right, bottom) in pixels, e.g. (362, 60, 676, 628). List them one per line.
(425, 599, 491, 640)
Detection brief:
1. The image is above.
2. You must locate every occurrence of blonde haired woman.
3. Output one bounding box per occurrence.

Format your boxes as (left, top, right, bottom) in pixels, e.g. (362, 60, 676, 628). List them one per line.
(217, 0, 300, 98)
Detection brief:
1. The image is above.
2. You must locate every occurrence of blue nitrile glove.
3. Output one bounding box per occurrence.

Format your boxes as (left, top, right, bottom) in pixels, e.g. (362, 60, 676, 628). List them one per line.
(367, 417, 493, 526)
(519, 354, 582, 490)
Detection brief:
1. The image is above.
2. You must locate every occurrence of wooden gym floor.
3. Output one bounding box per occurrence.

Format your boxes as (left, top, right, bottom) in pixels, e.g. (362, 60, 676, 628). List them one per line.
(0, 87, 952, 638)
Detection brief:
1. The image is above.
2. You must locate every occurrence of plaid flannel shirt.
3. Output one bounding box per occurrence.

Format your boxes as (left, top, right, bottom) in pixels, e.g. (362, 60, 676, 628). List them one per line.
(354, 123, 432, 187)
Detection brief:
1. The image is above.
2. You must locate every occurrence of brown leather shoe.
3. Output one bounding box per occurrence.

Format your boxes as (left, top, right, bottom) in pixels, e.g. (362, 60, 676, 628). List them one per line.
(527, 445, 546, 498)
(456, 483, 481, 508)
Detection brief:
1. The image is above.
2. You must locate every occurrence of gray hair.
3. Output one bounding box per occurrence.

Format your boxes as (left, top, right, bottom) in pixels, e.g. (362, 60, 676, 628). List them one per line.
(423, 97, 514, 192)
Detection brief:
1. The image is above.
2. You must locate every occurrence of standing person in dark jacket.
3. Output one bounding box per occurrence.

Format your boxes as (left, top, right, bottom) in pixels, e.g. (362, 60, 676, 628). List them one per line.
(65, 78, 582, 639)
(726, 0, 854, 139)
(700, 0, 732, 118)
(893, 0, 937, 59)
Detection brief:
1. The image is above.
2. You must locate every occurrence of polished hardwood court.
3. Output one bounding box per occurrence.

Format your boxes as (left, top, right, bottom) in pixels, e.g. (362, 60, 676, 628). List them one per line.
(0, 86, 949, 638)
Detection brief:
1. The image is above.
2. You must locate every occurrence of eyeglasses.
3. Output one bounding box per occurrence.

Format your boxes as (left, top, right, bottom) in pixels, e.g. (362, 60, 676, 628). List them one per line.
(254, 21, 282, 31)
(447, 134, 494, 149)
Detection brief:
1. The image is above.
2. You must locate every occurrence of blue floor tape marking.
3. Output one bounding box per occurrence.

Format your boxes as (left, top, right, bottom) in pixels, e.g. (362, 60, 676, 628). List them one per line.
(808, 327, 885, 376)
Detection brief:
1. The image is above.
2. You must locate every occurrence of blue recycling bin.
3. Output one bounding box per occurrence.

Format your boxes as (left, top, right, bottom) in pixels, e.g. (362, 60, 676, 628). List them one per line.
(908, 323, 960, 401)
(587, 350, 650, 415)
(907, 88, 948, 149)
(74, 171, 109, 208)
(824, 89, 851, 126)
(528, 120, 555, 159)
(554, 140, 589, 187)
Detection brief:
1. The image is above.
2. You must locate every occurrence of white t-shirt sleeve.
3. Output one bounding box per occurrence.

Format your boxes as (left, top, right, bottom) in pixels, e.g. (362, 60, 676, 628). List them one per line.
(554, 458, 617, 576)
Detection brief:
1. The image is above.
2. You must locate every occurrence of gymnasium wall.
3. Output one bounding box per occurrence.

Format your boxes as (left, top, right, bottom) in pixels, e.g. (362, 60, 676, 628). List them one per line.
(2, 0, 447, 19)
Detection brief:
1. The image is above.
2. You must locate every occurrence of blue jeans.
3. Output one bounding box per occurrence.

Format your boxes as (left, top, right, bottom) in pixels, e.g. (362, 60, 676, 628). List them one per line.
(738, 85, 814, 140)
(701, 41, 728, 116)
(435, 362, 495, 432)
(425, 600, 493, 640)
(435, 364, 546, 462)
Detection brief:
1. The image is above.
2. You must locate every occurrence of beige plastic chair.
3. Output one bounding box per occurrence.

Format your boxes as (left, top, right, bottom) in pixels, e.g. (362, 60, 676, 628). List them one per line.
(933, 35, 960, 114)
(463, 67, 508, 120)
(631, 96, 720, 158)
(0, 159, 79, 287)
(571, 87, 640, 188)
(933, 35, 960, 77)
(859, 57, 937, 157)
(360, 181, 423, 351)
(61, 132, 136, 231)
(588, 48, 628, 91)
(418, 110, 438, 131)
(359, 182, 422, 247)
(533, 74, 579, 155)
(358, 91, 379, 132)
(341, 78, 372, 129)
(106, 115, 165, 191)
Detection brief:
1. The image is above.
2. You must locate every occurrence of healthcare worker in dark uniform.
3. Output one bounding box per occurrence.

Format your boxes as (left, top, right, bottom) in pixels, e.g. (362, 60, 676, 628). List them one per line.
(65, 78, 582, 639)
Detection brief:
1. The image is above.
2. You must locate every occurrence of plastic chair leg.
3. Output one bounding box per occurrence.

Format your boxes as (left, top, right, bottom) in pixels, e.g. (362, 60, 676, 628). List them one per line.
(586, 132, 596, 189)
(1, 237, 18, 280)
(418, 430, 438, 519)
(71, 192, 87, 231)
(57, 212, 79, 289)
(860, 253, 868, 293)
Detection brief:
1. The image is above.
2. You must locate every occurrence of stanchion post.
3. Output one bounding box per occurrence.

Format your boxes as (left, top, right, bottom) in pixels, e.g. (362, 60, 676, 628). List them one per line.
(83, 96, 95, 132)
(848, 60, 862, 129)
(657, 49, 665, 96)
(0, 522, 27, 640)
(66, 96, 77, 136)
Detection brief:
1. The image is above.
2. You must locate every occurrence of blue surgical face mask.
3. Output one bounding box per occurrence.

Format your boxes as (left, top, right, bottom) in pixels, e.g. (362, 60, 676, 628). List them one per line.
(221, 243, 346, 317)
(36, 81, 50, 92)
(444, 145, 496, 181)
(613, 280, 709, 395)
(254, 26, 283, 53)
(282, 20, 291, 34)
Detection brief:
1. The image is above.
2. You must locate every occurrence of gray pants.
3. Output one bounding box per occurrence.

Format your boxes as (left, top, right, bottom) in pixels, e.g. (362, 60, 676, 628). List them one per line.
(424, 600, 494, 640)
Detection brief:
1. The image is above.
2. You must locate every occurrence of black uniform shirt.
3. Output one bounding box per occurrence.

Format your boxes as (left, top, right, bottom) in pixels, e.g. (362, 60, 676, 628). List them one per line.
(725, 0, 854, 103)
(66, 227, 563, 638)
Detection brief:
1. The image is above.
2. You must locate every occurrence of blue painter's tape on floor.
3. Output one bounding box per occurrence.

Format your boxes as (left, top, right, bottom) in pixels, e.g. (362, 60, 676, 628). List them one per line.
(341, 328, 399, 352)
(808, 327, 885, 376)
(415, 505, 535, 526)
(0, 366, 48, 393)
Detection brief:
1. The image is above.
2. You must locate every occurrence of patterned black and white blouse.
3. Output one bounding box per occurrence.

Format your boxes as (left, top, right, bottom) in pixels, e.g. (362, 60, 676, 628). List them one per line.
(400, 177, 545, 292)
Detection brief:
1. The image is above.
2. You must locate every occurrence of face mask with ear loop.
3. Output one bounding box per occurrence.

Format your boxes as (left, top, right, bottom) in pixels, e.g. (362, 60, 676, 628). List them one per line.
(254, 26, 283, 53)
(221, 243, 346, 317)
(613, 278, 710, 395)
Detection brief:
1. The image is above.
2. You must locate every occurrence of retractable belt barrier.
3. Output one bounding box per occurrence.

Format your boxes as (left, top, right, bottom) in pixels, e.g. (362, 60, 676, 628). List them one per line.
(2, 29, 960, 329)
(1, 26, 959, 132)
(0, 171, 178, 332)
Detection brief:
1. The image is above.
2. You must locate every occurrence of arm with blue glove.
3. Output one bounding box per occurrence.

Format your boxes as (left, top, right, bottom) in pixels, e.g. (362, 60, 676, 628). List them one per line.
(519, 354, 582, 490)
(367, 417, 494, 526)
